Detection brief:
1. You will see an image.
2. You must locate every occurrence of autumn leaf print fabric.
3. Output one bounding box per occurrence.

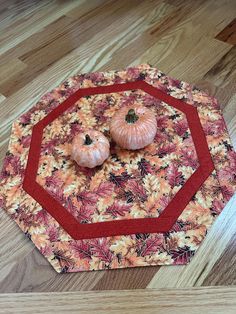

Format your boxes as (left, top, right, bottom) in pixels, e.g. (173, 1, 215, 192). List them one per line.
(0, 64, 235, 273)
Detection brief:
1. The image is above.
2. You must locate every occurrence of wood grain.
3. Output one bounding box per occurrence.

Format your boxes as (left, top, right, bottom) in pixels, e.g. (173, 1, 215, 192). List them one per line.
(204, 46, 236, 87)
(0, 93, 5, 103)
(0, 0, 236, 299)
(93, 266, 159, 290)
(0, 0, 83, 55)
(216, 18, 236, 45)
(0, 286, 236, 314)
(203, 233, 236, 286)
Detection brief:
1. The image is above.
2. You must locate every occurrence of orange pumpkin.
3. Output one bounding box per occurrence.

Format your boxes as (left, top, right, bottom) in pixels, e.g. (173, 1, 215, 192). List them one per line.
(71, 130, 110, 168)
(110, 104, 157, 150)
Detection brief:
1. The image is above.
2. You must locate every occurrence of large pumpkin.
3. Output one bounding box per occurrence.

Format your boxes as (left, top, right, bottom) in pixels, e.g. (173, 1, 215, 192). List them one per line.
(110, 104, 157, 150)
(71, 130, 110, 168)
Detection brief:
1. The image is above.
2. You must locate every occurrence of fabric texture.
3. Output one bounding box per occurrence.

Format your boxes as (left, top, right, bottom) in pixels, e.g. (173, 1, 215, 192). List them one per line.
(0, 64, 235, 273)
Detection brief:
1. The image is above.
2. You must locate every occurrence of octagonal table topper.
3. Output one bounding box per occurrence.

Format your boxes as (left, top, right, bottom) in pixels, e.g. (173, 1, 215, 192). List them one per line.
(0, 64, 235, 273)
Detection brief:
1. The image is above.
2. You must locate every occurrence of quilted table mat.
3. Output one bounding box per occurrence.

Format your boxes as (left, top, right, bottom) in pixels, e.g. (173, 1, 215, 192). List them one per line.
(0, 64, 235, 273)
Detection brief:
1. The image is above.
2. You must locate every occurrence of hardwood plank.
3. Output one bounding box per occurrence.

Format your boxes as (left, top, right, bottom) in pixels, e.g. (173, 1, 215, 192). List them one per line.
(76, 1, 174, 71)
(0, 248, 104, 293)
(216, 18, 236, 45)
(134, 36, 231, 83)
(0, 58, 26, 78)
(0, 0, 84, 55)
(164, 0, 187, 6)
(0, 0, 50, 30)
(0, 58, 27, 95)
(0, 0, 172, 96)
(0, 286, 236, 314)
(216, 72, 236, 151)
(0, 0, 174, 128)
(66, 0, 111, 19)
(0, 210, 32, 273)
(226, 102, 236, 149)
(203, 46, 236, 86)
(0, 0, 108, 61)
(202, 233, 236, 286)
(0, 15, 73, 96)
(103, 0, 207, 70)
(18, 0, 127, 65)
(19, 0, 147, 65)
(0, 93, 5, 103)
(0, 128, 11, 167)
(114, 0, 235, 79)
(93, 266, 159, 290)
(0, 142, 8, 168)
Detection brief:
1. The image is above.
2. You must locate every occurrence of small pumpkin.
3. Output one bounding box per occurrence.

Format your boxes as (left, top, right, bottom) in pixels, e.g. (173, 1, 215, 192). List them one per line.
(71, 130, 110, 168)
(110, 104, 157, 150)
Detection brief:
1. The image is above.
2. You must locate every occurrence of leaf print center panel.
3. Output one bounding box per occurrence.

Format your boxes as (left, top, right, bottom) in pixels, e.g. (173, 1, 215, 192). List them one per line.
(36, 89, 199, 223)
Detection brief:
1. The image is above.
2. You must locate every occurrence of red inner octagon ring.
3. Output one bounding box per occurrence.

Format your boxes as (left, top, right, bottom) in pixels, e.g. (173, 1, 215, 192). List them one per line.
(23, 80, 215, 240)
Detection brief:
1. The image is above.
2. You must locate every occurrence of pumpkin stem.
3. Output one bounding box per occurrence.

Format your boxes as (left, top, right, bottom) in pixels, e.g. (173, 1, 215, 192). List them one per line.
(125, 109, 139, 124)
(84, 134, 93, 145)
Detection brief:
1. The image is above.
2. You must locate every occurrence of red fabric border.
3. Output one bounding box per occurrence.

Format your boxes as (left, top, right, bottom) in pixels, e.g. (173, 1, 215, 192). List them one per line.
(23, 81, 215, 240)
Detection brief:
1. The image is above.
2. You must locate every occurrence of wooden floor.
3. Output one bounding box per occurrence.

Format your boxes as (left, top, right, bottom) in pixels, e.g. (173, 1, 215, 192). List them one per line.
(1, 286, 236, 314)
(0, 0, 236, 311)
